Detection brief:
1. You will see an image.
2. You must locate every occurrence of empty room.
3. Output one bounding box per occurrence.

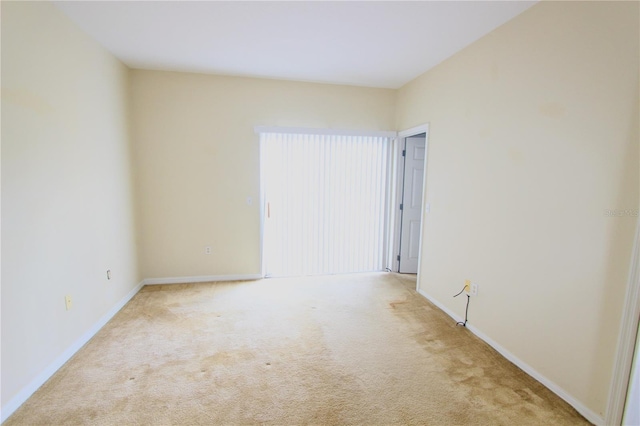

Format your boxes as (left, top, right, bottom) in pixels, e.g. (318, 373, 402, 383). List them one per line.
(2, 1, 639, 425)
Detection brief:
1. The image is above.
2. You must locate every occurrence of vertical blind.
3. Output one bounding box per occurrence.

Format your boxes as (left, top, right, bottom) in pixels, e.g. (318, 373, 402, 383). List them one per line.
(261, 132, 392, 277)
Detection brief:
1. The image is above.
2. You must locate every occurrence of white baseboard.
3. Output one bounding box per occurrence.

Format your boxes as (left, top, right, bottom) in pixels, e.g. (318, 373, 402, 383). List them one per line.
(1, 281, 144, 423)
(416, 287, 604, 426)
(141, 273, 262, 285)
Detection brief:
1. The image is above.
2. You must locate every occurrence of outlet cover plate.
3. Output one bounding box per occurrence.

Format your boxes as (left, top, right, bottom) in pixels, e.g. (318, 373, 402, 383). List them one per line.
(470, 283, 479, 296)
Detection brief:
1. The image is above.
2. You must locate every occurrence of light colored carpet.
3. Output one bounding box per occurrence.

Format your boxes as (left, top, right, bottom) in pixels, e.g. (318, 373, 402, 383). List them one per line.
(5, 273, 588, 425)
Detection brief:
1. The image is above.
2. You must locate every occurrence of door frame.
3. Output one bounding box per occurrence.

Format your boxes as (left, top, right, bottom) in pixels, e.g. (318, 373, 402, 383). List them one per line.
(391, 123, 430, 273)
(606, 217, 640, 424)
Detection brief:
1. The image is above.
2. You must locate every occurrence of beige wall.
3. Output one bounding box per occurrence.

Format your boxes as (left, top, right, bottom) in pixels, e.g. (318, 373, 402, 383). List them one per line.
(1, 1, 139, 407)
(396, 1, 639, 417)
(130, 70, 396, 279)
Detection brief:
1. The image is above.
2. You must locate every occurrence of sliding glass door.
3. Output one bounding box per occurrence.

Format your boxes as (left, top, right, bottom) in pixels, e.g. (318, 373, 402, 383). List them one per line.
(260, 131, 392, 277)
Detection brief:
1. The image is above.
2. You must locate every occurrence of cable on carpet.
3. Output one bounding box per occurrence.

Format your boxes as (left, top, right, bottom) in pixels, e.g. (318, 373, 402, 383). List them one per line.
(453, 285, 470, 327)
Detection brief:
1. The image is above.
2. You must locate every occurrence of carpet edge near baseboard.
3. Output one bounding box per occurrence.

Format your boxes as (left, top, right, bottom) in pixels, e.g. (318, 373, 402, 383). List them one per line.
(415, 287, 603, 426)
(1, 280, 145, 423)
(141, 274, 263, 285)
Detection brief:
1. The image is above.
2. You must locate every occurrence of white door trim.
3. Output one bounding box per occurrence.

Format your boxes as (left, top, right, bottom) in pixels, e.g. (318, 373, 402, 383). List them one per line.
(392, 124, 430, 273)
(398, 124, 430, 139)
(254, 125, 397, 138)
(607, 217, 640, 425)
(259, 133, 267, 278)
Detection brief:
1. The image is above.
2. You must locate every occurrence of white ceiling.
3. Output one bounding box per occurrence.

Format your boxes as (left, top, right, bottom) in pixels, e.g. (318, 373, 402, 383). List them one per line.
(53, 1, 536, 89)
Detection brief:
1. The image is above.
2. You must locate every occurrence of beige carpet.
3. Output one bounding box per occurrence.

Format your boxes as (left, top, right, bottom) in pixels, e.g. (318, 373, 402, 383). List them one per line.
(5, 273, 588, 425)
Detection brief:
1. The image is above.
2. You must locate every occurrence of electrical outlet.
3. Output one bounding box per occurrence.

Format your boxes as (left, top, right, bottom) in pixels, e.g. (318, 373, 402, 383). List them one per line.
(65, 295, 73, 311)
(470, 283, 479, 296)
(464, 279, 471, 293)
(205, 246, 212, 255)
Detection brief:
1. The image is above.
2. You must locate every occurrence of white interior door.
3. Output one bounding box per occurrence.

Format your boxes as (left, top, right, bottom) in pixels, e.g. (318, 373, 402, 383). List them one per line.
(399, 135, 426, 273)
